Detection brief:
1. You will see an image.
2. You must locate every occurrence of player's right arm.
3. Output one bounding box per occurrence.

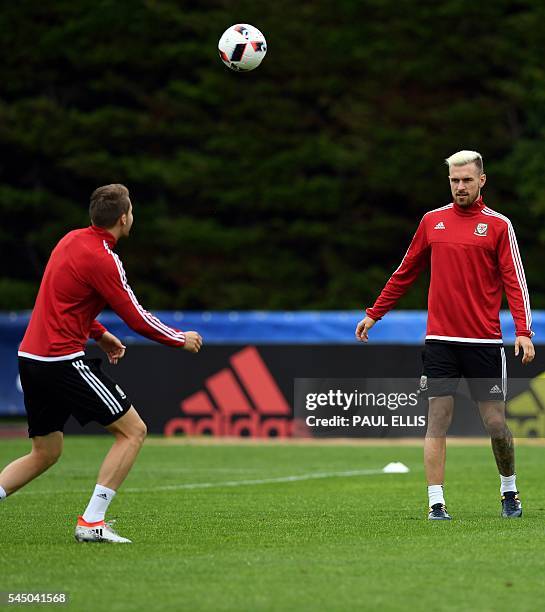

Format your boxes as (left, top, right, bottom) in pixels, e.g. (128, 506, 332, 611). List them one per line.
(356, 217, 430, 341)
(355, 316, 376, 342)
(88, 248, 202, 353)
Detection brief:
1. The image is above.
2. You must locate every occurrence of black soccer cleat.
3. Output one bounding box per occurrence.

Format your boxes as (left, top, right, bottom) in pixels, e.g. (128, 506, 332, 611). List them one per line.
(428, 503, 452, 520)
(501, 491, 522, 518)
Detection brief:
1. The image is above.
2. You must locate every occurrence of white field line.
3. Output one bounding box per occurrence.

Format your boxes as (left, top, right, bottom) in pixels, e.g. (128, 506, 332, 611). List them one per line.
(124, 468, 390, 492)
(15, 468, 402, 497)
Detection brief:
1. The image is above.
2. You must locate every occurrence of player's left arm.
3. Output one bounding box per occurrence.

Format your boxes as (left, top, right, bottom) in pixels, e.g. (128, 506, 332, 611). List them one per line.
(88, 319, 125, 364)
(89, 319, 107, 340)
(88, 250, 196, 349)
(497, 221, 535, 364)
(515, 335, 535, 365)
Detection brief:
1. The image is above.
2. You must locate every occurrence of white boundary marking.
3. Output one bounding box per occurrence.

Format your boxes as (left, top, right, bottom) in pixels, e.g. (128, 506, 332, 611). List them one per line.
(15, 468, 400, 496)
(125, 468, 389, 492)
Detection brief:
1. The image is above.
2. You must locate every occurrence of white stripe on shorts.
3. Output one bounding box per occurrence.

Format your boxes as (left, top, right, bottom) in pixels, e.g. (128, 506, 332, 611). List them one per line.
(78, 360, 123, 414)
(72, 360, 122, 415)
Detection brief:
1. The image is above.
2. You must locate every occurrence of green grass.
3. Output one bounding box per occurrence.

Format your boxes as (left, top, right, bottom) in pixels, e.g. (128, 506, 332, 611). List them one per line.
(1, 438, 544, 611)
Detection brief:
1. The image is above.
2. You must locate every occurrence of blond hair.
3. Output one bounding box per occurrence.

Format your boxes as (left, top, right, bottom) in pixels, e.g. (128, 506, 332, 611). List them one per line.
(445, 150, 483, 173)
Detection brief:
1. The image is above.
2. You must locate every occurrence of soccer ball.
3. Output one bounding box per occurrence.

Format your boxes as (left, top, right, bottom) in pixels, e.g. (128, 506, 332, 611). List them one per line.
(218, 24, 267, 72)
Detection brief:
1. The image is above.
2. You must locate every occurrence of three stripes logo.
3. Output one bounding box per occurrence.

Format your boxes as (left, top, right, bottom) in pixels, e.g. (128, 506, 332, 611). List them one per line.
(164, 346, 292, 438)
(72, 360, 123, 416)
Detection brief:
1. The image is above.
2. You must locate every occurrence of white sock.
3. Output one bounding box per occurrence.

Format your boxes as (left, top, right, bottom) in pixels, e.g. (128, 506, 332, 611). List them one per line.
(0, 485, 6, 500)
(428, 484, 445, 507)
(500, 473, 517, 494)
(82, 484, 116, 523)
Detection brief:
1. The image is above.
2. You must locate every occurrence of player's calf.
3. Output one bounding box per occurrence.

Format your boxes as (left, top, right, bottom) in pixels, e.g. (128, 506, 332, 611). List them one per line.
(0, 432, 63, 497)
(76, 408, 146, 540)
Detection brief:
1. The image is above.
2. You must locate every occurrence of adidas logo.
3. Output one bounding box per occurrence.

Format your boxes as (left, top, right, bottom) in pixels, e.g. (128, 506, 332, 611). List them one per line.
(165, 346, 291, 438)
(434, 221, 445, 230)
(490, 385, 502, 394)
(96, 493, 109, 500)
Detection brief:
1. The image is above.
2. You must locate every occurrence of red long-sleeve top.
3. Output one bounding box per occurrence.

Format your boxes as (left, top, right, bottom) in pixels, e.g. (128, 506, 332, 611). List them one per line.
(366, 198, 533, 344)
(19, 225, 186, 361)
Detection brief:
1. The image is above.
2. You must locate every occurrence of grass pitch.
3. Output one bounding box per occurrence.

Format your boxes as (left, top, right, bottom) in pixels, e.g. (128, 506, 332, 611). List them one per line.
(1, 437, 544, 611)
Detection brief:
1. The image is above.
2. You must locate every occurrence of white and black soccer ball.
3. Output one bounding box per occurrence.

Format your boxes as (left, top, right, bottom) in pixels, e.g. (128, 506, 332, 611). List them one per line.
(218, 24, 267, 72)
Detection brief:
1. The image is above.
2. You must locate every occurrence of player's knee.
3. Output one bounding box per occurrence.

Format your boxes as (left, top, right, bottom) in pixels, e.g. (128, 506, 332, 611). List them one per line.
(483, 415, 507, 437)
(128, 418, 147, 446)
(136, 420, 147, 443)
(33, 445, 62, 468)
(110, 408, 147, 445)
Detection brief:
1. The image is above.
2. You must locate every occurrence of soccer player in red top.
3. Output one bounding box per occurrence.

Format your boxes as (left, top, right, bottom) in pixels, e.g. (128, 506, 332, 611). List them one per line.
(355, 151, 535, 520)
(0, 184, 203, 543)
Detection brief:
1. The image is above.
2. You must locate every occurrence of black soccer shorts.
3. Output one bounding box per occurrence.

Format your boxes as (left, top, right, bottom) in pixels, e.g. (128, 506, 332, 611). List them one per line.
(421, 341, 506, 402)
(18, 357, 132, 437)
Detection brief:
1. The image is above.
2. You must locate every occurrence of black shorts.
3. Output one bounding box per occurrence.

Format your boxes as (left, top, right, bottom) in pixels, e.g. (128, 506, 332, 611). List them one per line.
(421, 341, 506, 402)
(18, 357, 132, 438)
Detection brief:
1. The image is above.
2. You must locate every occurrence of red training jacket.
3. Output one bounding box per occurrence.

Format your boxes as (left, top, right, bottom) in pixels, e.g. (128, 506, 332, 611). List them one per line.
(19, 225, 186, 360)
(366, 197, 533, 344)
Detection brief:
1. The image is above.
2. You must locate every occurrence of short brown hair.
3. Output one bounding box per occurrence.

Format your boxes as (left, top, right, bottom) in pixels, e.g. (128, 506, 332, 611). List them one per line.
(89, 184, 130, 228)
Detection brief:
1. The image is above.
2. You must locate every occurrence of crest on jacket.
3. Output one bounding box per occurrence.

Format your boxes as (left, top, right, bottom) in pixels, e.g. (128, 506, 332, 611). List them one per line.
(474, 223, 488, 236)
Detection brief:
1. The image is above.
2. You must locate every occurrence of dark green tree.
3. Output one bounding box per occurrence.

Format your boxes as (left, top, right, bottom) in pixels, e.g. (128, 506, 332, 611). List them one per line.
(0, 0, 542, 310)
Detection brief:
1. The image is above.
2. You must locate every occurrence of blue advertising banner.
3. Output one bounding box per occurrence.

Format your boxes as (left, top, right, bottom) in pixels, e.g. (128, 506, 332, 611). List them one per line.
(2, 310, 544, 417)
